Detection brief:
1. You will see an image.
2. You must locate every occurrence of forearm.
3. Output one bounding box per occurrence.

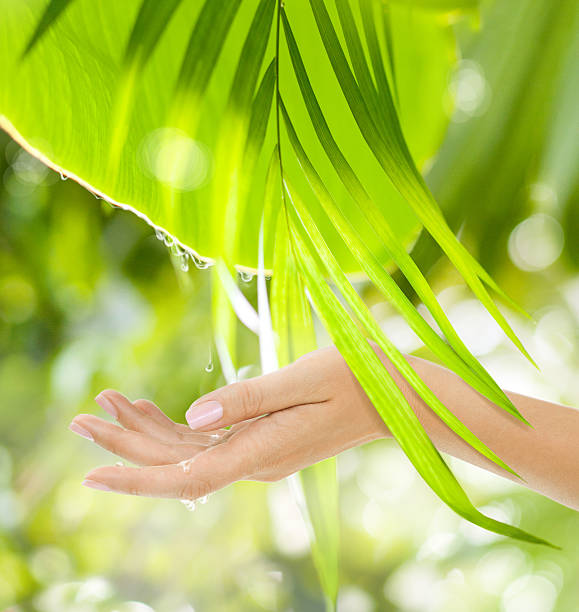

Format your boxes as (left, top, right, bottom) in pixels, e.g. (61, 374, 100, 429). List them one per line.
(378, 352, 579, 510)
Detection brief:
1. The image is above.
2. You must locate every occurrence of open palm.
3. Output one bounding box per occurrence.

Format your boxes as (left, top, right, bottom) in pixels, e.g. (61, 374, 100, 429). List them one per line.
(69, 347, 386, 500)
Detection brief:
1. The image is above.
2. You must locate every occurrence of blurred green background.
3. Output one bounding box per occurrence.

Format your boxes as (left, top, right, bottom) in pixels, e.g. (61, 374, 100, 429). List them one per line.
(1, 133, 579, 611)
(1, 0, 579, 609)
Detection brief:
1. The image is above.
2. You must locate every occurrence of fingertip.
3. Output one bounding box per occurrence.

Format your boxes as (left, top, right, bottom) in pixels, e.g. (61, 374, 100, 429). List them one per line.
(82, 479, 111, 492)
(185, 400, 224, 430)
(84, 464, 123, 480)
(133, 399, 153, 412)
(95, 388, 118, 401)
(72, 412, 95, 420)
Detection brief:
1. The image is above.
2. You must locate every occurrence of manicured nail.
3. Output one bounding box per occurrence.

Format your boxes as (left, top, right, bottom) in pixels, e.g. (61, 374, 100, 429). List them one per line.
(186, 400, 223, 429)
(69, 421, 94, 441)
(95, 392, 118, 419)
(82, 479, 111, 492)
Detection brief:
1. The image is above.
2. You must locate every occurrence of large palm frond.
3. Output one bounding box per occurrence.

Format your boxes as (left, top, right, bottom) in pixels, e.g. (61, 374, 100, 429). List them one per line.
(1, 0, 569, 606)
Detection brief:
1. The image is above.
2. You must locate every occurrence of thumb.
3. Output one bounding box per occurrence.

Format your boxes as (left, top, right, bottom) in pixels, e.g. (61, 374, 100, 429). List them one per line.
(185, 360, 317, 431)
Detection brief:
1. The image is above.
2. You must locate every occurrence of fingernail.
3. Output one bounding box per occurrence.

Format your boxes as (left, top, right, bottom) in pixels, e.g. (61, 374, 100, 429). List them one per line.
(186, 400, 223, 429)
(95, 392, 118, 419)
(69, 421, 94, 441)
(82, 479, 111, 492)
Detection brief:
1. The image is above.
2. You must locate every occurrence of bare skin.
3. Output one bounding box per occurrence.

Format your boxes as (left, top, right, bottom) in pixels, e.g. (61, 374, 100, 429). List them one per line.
(69, 345, 579, 511)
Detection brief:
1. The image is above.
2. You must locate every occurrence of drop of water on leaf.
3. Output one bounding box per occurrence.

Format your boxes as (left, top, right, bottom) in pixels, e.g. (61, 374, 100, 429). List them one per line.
(180, 254, 190, 272)
(163, 233, 174, 247)
(155, 228, 165, 241)
(239, 270, 254, 283)
(172, 243, 184, 257)
(193, 256, 211, 270)
(59, 171, 68, 181)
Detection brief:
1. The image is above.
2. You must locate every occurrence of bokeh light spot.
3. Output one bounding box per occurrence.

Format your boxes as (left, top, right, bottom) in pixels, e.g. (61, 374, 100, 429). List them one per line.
(508, 214, 564, 271)
(141, 128, 210, 191)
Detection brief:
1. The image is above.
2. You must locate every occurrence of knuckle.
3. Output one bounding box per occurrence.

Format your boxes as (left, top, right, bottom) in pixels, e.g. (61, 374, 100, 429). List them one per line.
(127, 484, 142, 496)
(178, 476, 212, 501)
(229, 380, 262, 420)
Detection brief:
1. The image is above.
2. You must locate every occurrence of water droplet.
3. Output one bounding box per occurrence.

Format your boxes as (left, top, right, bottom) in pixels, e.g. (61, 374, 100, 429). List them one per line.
(239, 270, 254, 283)
(205, 351, 213, 372)
(199, 495, 208, 505)
(179, 458, 193, 473)
(115, 461, 124, 467)
(92, 192, 102, 199)
(180, 254, 190, 272)
(59, 171, 68, 181)
(163, 233, 174, 247)
(193, 256, 211, 270)
(155, 228, 165, 241)
(180, 499, 196, 512)
(172, 243, 184, 257)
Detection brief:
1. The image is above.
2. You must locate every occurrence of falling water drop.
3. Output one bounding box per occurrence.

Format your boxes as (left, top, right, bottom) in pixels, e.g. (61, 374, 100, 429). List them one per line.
(205, 348, 214, 373)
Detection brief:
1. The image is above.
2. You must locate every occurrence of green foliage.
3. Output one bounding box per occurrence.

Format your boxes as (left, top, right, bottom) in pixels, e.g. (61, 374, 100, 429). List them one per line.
(1, 0, 577, 606)
(1, 133, 579, 610)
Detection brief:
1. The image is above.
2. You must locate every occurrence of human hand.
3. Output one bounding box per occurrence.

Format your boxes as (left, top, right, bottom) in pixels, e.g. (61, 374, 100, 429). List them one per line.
(69, 346, 390, 501)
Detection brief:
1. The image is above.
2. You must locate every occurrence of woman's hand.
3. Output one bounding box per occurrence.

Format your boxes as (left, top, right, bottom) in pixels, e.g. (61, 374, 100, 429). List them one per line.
(69, 346, 389, 500)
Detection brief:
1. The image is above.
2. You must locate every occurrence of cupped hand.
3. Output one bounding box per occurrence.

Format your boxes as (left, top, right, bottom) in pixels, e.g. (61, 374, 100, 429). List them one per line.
(69, 346, 390, 501)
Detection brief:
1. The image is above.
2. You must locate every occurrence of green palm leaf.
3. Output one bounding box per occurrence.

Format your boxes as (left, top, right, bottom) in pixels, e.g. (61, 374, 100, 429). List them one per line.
(279, 97, 522, 419)
(280, 13, 526, 421)
(0, 0, 564, 605)
(21, 0, 75, 57)
(287, 199, 554, 547)
(307, 0, 535, 364)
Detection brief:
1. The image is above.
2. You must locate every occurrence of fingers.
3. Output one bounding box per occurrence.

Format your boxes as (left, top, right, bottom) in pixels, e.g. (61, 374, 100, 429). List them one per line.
(95, 390, 224, 445)
(69, 414, 208, 466)
(82, 442, 248, 500)
(133, 399, 184, 428)
(185, 356, 330, 431)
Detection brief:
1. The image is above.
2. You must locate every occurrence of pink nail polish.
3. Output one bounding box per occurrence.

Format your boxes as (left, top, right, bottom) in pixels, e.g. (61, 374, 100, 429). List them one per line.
(186, 400, 223, 429)
(95, 392, 118, 419)
(82, 479, 111, 491)
(69, 422, 94, 441)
